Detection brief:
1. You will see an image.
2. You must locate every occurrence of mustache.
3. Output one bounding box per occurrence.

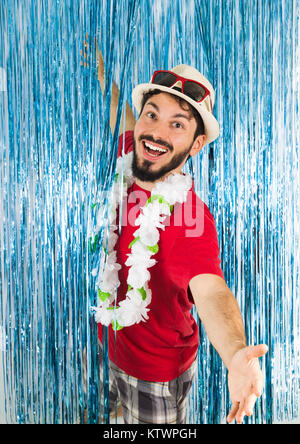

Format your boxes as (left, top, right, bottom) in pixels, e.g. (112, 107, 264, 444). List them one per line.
(139, 135, 173, 152)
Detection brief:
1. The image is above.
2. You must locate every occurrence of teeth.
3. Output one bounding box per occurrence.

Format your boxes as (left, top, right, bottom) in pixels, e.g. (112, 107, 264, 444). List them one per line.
(144, 142, 167, 153)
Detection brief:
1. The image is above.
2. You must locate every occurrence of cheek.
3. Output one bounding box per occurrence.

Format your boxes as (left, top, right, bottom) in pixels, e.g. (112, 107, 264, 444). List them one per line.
(135, 115, 155, 133)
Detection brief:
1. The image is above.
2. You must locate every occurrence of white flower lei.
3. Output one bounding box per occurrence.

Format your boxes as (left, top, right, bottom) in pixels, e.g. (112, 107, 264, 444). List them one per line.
(91, 151, 192, 331)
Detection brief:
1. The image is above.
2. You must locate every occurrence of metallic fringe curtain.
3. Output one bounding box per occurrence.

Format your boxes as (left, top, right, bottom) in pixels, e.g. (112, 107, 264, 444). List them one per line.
(0, 0, 299, 424)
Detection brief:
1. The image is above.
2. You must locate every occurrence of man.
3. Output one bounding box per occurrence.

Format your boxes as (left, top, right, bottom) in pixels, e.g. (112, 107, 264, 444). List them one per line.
(93, 50, 268, 424)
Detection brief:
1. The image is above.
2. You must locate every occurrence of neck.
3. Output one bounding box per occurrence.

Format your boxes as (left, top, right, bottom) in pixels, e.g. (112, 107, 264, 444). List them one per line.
(134, 178, 156, 191)
(134, 171, 185, 192)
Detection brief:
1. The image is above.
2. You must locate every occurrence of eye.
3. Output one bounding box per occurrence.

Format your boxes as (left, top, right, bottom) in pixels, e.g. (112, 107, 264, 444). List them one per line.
(173, 122, 183, 129)
(146, 111, 156, 119)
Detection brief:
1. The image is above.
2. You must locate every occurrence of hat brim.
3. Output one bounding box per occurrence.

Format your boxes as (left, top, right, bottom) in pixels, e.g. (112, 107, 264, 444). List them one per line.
(132, 83, 220, 145)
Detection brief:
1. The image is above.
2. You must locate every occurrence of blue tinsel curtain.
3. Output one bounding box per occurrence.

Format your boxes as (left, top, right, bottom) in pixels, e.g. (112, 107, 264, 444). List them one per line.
(0, 0, 299, 424)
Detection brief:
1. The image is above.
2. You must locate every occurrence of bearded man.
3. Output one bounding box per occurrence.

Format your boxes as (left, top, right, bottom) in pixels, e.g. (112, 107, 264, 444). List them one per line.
(91, 52, 268, 425)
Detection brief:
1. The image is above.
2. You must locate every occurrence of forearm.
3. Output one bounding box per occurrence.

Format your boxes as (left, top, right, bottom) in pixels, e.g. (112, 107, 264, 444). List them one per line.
(194, 286, 247, 369)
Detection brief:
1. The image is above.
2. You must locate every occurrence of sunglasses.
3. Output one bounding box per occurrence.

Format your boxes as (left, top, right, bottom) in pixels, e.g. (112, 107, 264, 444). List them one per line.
(151, 70, 212, 111)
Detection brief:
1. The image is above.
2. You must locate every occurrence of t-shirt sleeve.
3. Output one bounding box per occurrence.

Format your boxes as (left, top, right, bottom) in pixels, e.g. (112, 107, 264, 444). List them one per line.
(170, 200, 225, 297)
(117, 131, 134, 158)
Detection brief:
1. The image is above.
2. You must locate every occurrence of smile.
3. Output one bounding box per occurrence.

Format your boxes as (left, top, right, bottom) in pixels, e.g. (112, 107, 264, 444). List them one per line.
(142, 140, 169, 160)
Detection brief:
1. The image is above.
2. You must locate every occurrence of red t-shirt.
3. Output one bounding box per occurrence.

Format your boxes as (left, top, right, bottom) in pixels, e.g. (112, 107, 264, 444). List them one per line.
(98, 131, 224, 382)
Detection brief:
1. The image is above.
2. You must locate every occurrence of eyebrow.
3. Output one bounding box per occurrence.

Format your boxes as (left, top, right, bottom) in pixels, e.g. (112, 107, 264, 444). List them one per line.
(145, 101, 192, 121)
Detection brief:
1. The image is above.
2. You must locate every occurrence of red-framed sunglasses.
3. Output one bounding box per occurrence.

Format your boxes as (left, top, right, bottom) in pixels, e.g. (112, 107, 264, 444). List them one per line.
(151, 70, 212, 111)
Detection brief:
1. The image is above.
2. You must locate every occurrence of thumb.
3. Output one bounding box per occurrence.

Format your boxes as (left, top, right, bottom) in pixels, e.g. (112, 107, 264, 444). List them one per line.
(245, 344, 268, 360)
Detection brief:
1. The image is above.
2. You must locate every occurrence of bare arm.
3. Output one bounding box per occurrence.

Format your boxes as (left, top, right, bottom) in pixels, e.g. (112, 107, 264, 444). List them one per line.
(189, 273, 247, 368)
(97, 49, 136, 135)
(189, 273, 268, 424)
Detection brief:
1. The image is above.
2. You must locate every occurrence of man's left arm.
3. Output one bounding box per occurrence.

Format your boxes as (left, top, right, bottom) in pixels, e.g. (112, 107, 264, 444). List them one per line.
(189, 273, 268, 424)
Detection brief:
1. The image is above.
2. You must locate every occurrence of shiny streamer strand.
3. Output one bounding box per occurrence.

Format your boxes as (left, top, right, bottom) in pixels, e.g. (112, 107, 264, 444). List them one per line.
(0, 0, 299, 425)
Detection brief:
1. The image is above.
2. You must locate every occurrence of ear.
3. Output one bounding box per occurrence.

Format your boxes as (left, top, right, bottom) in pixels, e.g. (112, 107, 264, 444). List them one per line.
(189, 134, 207, 157)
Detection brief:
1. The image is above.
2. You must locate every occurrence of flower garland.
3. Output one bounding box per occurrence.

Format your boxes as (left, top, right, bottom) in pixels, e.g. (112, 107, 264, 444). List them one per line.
(91, 151, 192, 331)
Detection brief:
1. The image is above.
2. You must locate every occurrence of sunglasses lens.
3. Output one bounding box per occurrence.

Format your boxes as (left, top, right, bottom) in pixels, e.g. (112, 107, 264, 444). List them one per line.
(152, 72, 178, 87)
(183, 81, 207, 102)
(152, 72, 210, 105)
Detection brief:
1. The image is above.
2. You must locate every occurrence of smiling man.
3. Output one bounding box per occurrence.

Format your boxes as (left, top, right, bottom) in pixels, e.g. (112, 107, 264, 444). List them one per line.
(93, 53, 268, 425)
(132, 92, 204, 185)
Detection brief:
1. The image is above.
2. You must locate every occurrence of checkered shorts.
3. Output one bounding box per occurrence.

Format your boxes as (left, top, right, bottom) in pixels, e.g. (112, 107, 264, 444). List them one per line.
(83, 343, 197, 424)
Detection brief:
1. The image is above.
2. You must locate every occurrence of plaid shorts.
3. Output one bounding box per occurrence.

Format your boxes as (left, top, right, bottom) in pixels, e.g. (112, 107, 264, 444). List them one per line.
(83, 342, 197, 424)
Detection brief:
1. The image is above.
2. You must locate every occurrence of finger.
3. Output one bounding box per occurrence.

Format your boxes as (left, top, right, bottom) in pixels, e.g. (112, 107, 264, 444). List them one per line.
(246, 344, 268, 360)
(235, 401, 246, 424)
(253, 378, 264, 397)
(244, 393, 258, 416)
(227, 402, 239, 423)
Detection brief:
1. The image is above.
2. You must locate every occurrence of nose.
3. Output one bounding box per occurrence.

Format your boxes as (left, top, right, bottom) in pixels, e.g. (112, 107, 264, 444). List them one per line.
(148, 118, 171, 147)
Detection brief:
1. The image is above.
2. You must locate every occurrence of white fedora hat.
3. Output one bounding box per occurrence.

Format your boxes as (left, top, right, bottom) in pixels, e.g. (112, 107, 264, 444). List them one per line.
(132, 65, 219, 145)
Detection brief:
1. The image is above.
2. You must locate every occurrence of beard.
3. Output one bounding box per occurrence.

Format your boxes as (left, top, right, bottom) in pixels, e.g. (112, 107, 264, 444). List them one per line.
(131, 135, 193, 183)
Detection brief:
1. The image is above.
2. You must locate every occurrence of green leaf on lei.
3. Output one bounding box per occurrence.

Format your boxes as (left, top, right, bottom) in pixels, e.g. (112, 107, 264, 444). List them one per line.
(147, 243, 159, 254)
(138, 287, 147, 301)
(112, 320, 124, 331)
(128, 236, 140, 249)
(88, 234, 99, 253)
(145, 194, 173, 213)
(145, 194, 170, 207)
(98, 289, 110, 302)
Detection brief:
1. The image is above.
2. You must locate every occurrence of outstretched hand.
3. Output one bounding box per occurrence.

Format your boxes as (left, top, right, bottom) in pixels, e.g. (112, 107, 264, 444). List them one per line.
(227, 344, 268, 424)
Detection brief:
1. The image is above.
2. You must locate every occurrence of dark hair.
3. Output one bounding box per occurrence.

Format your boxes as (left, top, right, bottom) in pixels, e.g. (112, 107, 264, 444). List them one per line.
(139, 88, 205, 141)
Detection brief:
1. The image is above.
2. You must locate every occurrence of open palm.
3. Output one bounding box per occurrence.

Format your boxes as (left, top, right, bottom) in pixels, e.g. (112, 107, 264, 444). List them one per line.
(227, 344, 268, 424)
